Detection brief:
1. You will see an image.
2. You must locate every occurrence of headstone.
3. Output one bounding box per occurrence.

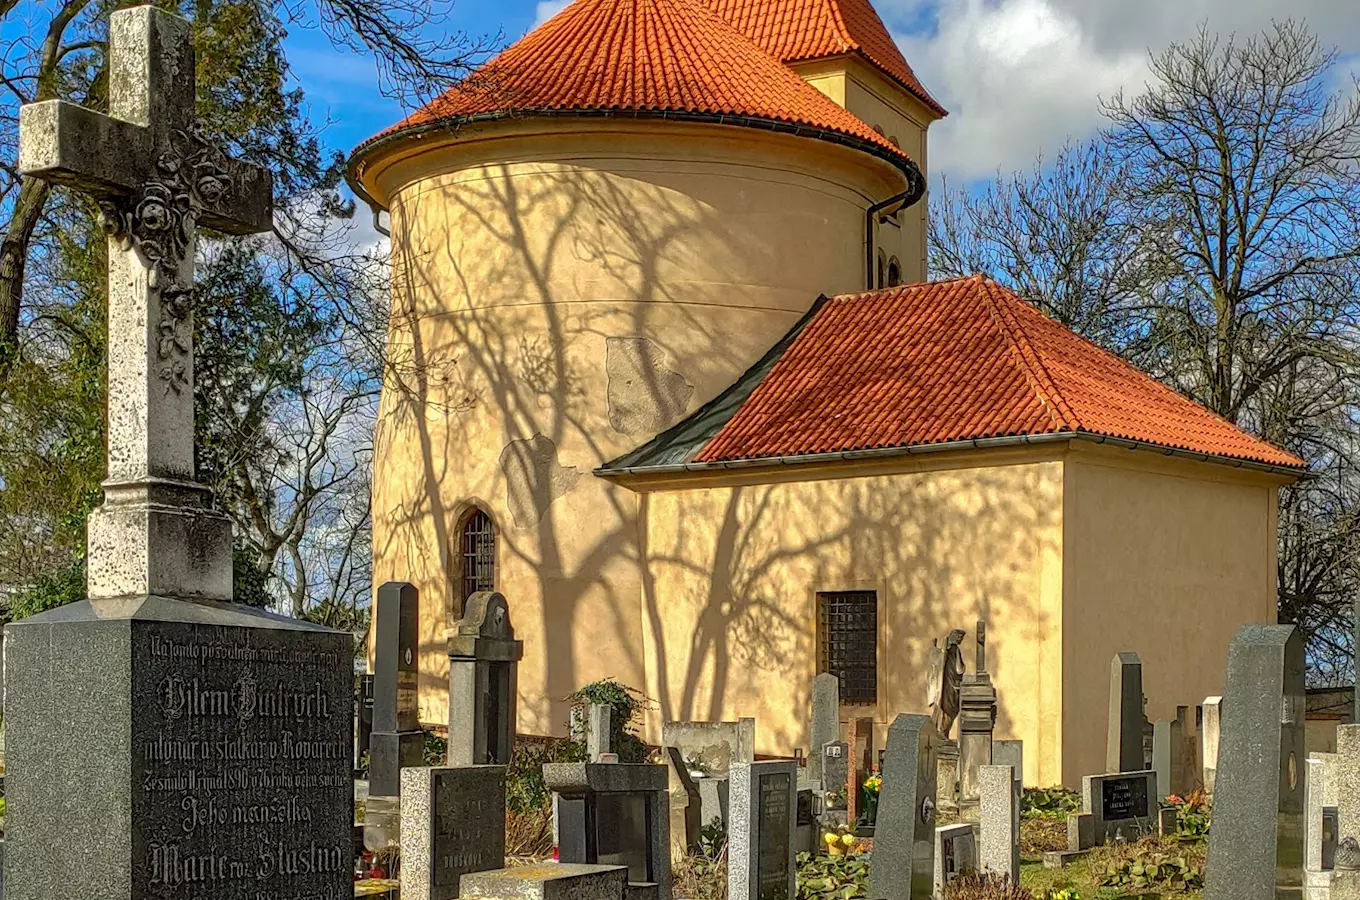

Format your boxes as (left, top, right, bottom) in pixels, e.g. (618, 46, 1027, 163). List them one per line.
(993, 740, 1023, 788)
(400, 765, 506, 900)
(664, 747, 701, 858)
(1204, 624, 1305, 900)
(1153, 719, 1188, 799)
(822, 741, 850, 815)
(587, 704, 612, 762)
(795, 788, 816, 854)
(6, 9, 350, 900)
(459, 863, 629, 900)
(1082, 771, 1158, 844)
(848, 717, 874, 823)
(1337, 725, 1360, 844)
(357, 673, 375, 770)
(1202, 696, 1223, 794)
(697, 777, 730, 832)
(729, 761, 796, 900)
(958, 621, 997, 817)
(662, 718, 756, 778)
(978, 765, 1019, 882)
(447, 591, 523, 767)
(1107, 652, 1144, 773)
(367, 580, 424, 849)
(867, 714, 938, 900)
(809, 674, 840, 784)
(933, 824, 976, 895)
(1068, 813, 1095, 851)
(1306, 756, 1336, 900)
(545, 762, 672, 900)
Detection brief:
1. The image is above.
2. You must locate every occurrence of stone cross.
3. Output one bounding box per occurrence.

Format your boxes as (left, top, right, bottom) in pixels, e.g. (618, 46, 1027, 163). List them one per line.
(18, 5, 271, 603)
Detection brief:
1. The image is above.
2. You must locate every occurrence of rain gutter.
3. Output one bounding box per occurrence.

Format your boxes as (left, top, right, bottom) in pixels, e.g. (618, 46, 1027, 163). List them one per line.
(593, 431, 1309, 480)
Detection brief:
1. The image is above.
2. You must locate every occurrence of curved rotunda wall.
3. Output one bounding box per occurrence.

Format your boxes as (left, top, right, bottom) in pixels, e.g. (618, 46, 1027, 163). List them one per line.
(365, 119, 909, 733)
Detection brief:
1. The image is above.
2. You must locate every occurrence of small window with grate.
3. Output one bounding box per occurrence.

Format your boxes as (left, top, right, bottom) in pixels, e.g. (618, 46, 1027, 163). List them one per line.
(818, 591, 878, 705)
(459, 508, 497, 611)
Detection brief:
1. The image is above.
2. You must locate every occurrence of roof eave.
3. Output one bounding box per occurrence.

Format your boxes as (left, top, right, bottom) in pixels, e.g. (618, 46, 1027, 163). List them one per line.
(346, 106, 923, 213)
(594, 430, 1308, 483)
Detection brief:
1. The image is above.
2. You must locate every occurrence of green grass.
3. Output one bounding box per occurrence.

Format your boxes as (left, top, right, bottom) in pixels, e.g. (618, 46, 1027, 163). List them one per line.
(1019, 854, 1203, 900)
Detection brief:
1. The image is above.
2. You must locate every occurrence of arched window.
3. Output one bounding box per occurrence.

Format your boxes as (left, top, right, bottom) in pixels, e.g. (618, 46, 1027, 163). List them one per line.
(458, 508, 496, 609)
(887, 257, 902, 287)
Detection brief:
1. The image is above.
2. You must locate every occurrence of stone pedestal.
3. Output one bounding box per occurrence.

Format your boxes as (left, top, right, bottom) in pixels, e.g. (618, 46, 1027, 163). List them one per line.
(5, 597, 351, 900)
(937, 739, 960, 813)
(958, 672, 996, 819)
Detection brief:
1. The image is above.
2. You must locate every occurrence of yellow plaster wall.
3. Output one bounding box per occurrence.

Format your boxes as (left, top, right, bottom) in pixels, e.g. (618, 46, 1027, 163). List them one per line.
(365, 120, 910, 734)
(791, 57, 939, 285)
(1060, 448, 1284, 787)
(634, 454, 1066, 787)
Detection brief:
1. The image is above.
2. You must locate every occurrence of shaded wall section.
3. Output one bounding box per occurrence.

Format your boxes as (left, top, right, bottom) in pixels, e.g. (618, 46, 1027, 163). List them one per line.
(634, 453, 1065, 786)
(1060, 447, 1284, 787)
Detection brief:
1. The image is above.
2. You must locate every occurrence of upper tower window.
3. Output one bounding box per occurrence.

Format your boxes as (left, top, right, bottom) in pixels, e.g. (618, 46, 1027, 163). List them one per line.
(888, 258, 902, 287)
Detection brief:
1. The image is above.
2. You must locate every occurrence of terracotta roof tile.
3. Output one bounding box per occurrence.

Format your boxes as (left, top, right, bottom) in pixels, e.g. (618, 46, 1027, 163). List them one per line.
(692, 276, 1304, 469)
(358, 0, 915, 169)
(707, 0, 946, 115)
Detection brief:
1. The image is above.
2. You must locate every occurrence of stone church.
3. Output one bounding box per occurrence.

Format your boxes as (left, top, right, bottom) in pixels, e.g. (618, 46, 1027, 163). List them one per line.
(347, 0, 1304, 785)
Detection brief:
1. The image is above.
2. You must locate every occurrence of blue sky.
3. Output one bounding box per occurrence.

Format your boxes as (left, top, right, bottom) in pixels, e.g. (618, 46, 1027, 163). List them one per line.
(285, 0, 1360, 191)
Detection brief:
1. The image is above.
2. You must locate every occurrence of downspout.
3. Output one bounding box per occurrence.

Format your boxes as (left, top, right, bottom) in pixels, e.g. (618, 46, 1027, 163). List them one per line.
(864, 190, 913, 289)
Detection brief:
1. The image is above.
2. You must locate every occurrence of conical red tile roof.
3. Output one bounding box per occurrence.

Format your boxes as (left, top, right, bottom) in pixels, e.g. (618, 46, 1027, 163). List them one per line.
(687, 276, 1303, 468)
(708, 0, 945, 115)
(356, 0, 916, 173)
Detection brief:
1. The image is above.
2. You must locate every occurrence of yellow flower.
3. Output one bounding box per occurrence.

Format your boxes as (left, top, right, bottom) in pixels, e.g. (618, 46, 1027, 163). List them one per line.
(823, 832, 839, 846)
(841, 834, 857, 847)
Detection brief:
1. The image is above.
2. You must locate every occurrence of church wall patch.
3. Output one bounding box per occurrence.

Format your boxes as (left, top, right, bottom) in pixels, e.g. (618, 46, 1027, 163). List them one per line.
(606, 337, 693, 435)
(500, 434, 580, 527)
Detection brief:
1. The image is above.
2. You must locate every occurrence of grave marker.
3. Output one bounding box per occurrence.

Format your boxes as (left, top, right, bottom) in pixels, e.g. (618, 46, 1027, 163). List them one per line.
(1107, 653, 1144, 773)
(5, 9, 350, 899)
(367, 580, 424, 848)
(979, 765, 1019, 882)
(822, 741, 850, 815)
(1153, 718, 1188, 799)
(867, 714, 938, 900)
(1204, 624, 1305, 900)
(810, 674, 840, 784)
(993, 740, 1023, 789)
(730, 761, 797, 900)
(1202, 696, 1222, 794)
(401, 766, 507, 900)
(1082, 771, 1157, 844)
(447, 591, 523, 767)
(587, 704, 612, 762)
(933, 824, 976, 895)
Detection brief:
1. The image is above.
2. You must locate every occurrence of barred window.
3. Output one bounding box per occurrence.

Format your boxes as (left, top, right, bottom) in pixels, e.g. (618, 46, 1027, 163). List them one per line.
(818, 591, 878, 704)
(459, 509, 496, 609)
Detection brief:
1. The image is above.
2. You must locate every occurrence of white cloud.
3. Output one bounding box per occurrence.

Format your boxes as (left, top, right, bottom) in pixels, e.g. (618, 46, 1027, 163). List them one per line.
(891, 0, 1360, 183)
(534, 0, 570, 27)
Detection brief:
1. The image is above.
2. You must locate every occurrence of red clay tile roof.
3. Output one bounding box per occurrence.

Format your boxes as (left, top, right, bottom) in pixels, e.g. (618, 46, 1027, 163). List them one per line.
(356, 0, 916, 172)
(707, 0, 946, 116)
(690, 276, 1304, 469)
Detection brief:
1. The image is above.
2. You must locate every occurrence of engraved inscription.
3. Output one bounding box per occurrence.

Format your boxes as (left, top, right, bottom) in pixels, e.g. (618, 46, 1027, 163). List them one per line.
(133, 623, 350, 899)
(757, 773, 792, 900)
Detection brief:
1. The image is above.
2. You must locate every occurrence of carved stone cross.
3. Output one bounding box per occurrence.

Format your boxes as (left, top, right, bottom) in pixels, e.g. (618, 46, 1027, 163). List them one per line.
(18, 5, 272, 604)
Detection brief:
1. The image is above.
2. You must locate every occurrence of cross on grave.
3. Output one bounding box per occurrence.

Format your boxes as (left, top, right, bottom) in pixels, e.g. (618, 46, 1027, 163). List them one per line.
(18, 5, 270, 603)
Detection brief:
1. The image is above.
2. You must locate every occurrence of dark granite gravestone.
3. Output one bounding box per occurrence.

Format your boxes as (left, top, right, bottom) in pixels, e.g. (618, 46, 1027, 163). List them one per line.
(729, 761, 796, 900)
(356, 672, 374, 771)
(401, 765, 507, 900)
(447, 592, 523, 767)
(366, 580, 424, 848)
(1204, 625, 1305, 900)
(868, 714, 939, 900)
(809, 674, 840, 784)
(1081, 770, 1157, 844)
(1107, 652, 1144, 773)
(6, 603, 352, 900)
(545, 762, 672, 900)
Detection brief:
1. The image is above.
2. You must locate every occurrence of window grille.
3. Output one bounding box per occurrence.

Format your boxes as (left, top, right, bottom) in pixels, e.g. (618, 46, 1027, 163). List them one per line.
(818, 591, 878, 704)
(460, 509, 496, 606)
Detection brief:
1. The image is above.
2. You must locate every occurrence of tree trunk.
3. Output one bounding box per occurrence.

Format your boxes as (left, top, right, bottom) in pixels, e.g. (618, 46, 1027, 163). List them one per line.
(0, 178, 51, 347)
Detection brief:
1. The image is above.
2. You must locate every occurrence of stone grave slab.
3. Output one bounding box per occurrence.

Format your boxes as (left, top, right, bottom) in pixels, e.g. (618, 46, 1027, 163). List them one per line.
(867, 713, 938, 900)
(1107, 652, 1144, 773)
(730, 761, 796, 900)
(460, 863, 629, 900)
(933, 824, 976, 895)
(979, 765, 1019, 882)
(1204, 624, 1305, 900)
(400, 765, 506, 900)
(1082, 770, 1157, 844)
(661, 719, 756, 777)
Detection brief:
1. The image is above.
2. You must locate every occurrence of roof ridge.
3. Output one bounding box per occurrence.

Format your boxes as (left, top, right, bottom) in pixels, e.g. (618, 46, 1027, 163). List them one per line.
(977, 278, 1081, 432)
